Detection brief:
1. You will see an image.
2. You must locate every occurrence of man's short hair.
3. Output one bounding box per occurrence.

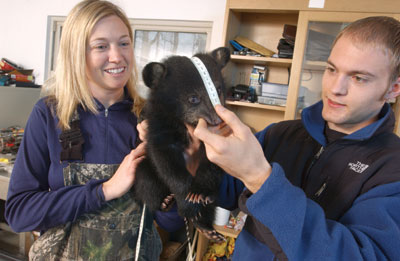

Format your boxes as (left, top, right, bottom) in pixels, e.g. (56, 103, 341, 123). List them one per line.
(334, 16, 400, 83)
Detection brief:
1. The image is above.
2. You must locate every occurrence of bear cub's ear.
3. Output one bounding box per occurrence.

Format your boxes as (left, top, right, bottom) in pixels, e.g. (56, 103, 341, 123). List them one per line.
(211, 47, 231, 68)
(142, 62, 167, 88)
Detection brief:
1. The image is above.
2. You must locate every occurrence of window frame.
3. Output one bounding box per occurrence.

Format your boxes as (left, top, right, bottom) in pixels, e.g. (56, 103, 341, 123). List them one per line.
(44, 16, 66, 80)
(130, 18, 212, 50)
(44, 16, 213, 81)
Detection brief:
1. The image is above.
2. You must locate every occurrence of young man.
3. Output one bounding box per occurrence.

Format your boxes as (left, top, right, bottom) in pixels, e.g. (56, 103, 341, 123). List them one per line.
(194, 16, 400, 260)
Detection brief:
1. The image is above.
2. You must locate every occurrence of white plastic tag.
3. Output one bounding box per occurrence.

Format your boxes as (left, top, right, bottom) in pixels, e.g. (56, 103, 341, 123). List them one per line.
(308, 0, 325, 8)
(190, 57, 221, 107)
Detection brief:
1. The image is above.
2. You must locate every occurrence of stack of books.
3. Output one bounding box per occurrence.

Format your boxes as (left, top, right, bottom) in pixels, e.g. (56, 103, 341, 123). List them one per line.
(277, 24, 296, 58)
(0, 58, 39, 88)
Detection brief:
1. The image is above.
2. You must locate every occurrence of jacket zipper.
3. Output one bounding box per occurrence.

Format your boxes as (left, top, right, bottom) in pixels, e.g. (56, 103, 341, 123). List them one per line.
(302, 146, 324, 189)
(314, 182, 327, 197)
(308, 146, 330, 199)
(315, 146, 324, 159)
(105, 108, 109, 161)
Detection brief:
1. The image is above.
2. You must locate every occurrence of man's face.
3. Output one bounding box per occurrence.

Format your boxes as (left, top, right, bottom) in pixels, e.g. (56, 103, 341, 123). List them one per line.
(322, 35, 393, 134)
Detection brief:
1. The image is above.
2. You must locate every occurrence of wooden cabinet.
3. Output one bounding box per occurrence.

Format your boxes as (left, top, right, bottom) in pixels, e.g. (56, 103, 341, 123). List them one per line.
(222, 8, 298, 131)
(221, 0, 400, 134)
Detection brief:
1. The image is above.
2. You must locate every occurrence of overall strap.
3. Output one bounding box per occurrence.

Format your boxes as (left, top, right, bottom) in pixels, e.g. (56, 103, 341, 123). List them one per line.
(59, 111, 84, 161)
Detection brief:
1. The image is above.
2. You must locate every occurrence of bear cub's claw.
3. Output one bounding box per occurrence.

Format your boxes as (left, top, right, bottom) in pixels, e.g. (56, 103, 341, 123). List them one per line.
(185, 192, 214, 205)
(160, 193, 175, 211)
(194, 221, 226, 243)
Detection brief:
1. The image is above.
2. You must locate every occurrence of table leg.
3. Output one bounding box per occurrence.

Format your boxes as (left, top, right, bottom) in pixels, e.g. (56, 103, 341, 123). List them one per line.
(195, 230, 209, 261)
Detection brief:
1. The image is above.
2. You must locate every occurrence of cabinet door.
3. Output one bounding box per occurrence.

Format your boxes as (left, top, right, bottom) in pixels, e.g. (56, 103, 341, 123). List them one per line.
(285, 11, 400, 130)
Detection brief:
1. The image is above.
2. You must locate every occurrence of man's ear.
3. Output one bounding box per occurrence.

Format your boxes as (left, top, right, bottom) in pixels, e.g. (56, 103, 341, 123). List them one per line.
(385, 76, 400, 101)
(142, 62, 166, 88)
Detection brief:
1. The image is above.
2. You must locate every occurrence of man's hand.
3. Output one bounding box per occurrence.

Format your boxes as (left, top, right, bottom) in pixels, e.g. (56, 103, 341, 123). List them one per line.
(185, 121, 232, 176)
(102, 142, 146, 201)
(194, 105, 271, 193)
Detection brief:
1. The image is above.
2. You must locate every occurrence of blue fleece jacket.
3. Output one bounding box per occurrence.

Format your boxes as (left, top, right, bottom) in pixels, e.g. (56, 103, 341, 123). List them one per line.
(5, 96, 182, 233)
(219, 101, 400, 260)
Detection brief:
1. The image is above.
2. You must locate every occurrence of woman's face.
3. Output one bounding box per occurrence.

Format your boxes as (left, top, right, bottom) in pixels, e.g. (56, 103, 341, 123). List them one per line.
(86, 15, 133, 99)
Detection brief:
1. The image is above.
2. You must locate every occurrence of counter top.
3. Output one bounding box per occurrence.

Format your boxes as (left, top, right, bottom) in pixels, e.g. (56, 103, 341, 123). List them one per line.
(0, 153, 14, 200)
(0, 175, 9, 200)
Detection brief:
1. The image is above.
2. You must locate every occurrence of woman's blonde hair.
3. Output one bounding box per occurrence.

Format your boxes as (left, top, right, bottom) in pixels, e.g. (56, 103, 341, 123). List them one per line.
(43, 0, 145, 130)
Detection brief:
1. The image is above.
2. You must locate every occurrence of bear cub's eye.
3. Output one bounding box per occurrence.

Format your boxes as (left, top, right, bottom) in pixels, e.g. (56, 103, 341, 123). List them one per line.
(188, 95, 201, 104)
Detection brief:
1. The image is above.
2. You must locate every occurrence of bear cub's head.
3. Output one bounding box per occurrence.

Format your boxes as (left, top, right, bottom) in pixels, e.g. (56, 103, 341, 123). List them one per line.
(142, 47, 230, 127)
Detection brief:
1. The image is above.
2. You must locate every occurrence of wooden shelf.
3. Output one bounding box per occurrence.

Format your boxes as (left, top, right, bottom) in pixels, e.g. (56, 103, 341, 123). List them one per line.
(226, 100, 286, 111)
(231, 55, 292, 67)
(303, 60, 327, 71)
(213, 225, 240, 238)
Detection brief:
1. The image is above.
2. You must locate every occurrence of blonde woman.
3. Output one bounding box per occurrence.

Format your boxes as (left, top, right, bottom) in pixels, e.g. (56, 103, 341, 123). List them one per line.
(5, 0, 181, 259)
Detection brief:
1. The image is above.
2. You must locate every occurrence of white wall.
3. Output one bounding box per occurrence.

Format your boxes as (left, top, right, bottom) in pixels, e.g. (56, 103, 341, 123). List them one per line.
(0, 0, 226, 128)
(1, 0, 227, 85)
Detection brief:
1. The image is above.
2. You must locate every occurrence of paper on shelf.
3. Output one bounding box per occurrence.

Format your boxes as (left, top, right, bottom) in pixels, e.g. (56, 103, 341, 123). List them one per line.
(308, 0, 325, 8)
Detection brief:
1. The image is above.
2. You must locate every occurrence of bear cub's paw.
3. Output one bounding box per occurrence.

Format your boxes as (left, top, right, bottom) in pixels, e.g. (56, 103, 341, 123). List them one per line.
(192, 219, 226, 243)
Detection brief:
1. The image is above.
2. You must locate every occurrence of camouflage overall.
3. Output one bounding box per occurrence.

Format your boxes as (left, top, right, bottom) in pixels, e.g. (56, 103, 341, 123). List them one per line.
(29, 163, 162, 261)
(28, 112, 162, 260)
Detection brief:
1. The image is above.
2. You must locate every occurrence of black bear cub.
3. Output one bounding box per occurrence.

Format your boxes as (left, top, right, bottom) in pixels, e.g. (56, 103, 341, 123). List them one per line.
(133, 47, 230, 240)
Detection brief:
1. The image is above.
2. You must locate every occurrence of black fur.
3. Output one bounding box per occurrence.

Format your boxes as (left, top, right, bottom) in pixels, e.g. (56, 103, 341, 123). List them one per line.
(133, 47, 231, 234)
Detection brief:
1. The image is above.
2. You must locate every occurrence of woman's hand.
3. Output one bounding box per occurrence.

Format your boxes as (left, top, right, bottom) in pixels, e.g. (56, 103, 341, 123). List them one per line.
(137, 120, 148, 142)
(102, 142, 146, 201)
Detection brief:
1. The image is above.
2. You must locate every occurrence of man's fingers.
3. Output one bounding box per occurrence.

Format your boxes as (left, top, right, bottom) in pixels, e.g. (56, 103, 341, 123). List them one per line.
(214, 105, 248, 138)
(209, 122, 232, 137)
(193, 118, 208, 139)
(194, 119, 221, 151)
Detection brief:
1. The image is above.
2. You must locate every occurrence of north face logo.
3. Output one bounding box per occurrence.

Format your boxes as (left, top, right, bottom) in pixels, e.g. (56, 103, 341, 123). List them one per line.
(348, 161, 369, 173)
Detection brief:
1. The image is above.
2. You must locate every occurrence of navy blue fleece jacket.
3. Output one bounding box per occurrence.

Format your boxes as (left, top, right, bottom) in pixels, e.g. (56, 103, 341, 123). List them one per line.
(219, 101, 400, 260)
(5, 97, 183, 233)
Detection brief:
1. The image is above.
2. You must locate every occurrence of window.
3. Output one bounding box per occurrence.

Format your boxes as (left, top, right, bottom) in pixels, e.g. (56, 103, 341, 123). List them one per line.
(131, 19, 212, 97)
(45, 17, 212, 97)
(44, 16, 66, 80)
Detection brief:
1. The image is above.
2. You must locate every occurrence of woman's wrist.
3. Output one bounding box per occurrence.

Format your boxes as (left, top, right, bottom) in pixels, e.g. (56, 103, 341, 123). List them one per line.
(102, 181, 114, 201)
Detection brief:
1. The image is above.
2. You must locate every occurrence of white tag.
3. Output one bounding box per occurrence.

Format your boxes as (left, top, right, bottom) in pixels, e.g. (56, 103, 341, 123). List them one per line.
(190, 57, 221, 107)
(308, 0, 325, 8)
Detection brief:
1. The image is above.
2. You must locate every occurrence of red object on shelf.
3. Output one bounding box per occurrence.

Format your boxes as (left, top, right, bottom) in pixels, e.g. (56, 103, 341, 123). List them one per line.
(0, 58, 21, 71)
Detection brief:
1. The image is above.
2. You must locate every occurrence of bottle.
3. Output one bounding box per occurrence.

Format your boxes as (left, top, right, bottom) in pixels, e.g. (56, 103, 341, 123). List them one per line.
(249, 66, 264, 97)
